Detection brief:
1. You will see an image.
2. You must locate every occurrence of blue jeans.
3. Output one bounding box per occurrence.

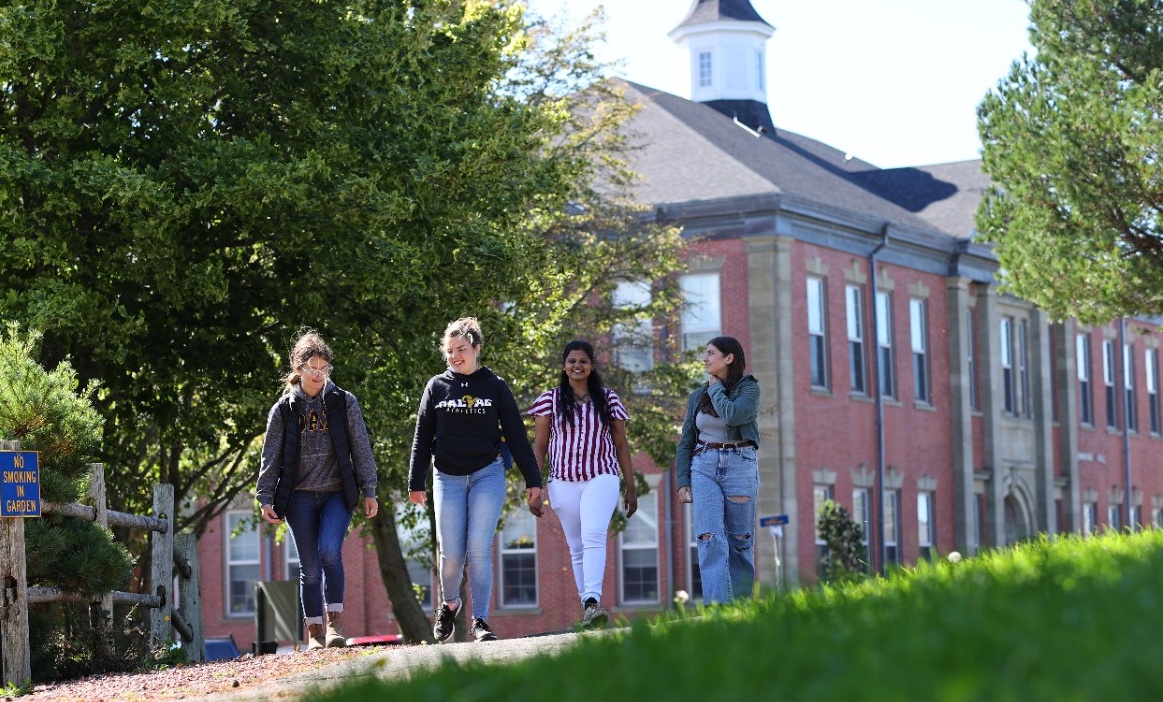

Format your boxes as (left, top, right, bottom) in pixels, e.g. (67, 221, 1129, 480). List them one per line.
(284, 491, 352, 624)
(433, 457, 506, 621)
(691, 446, 759, 605)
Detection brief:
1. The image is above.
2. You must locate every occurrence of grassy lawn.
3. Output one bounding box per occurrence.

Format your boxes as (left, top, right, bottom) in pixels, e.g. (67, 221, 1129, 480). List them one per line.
(319, 529, 1163, 701)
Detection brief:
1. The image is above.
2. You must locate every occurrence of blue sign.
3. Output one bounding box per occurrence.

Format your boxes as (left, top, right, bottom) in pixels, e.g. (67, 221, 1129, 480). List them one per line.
(1, 451, 41, 517)
(759, 514, 788, 527)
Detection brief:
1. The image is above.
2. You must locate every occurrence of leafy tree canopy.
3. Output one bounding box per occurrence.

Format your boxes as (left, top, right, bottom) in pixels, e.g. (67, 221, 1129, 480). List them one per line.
(977, 0, 1163, 323)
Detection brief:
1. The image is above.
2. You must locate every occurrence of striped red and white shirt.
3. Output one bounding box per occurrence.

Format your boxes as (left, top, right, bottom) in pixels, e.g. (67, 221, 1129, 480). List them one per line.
(527, 387, 628, 482)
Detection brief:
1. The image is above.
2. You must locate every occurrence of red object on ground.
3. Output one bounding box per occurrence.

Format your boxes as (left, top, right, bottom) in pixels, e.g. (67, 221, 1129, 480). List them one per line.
(345, 634, 404, 646)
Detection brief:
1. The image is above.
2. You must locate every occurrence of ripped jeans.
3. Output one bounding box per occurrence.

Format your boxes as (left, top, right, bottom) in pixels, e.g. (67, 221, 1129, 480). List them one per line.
(691, 446, 759, 605)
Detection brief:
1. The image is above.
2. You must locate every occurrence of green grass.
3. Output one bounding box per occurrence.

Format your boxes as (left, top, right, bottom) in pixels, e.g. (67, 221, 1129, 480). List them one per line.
(316, 530, 1163, 701)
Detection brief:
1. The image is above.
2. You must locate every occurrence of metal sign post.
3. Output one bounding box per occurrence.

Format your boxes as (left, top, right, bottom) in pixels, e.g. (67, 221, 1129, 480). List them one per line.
(759, 514, 789, 591)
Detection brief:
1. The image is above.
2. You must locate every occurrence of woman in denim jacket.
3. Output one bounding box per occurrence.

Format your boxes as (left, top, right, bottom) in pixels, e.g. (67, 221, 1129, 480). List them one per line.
(675, 336, 760, 605)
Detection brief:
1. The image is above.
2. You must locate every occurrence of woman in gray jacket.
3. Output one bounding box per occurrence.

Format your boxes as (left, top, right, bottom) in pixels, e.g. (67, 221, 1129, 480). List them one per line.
(675, 336, 760, 605)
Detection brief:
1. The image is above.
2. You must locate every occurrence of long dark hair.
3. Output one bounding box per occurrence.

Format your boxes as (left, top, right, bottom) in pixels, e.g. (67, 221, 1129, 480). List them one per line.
(697, 336, 747, 417)
(556, 340, 611, 428)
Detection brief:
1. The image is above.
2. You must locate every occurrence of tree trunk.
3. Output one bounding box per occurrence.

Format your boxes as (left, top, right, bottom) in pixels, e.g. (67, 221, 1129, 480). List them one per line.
(369, 509, 434, 644)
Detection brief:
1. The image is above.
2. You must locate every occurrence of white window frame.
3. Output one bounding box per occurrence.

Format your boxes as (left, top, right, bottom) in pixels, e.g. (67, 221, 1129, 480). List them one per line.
(1147, 348, 1160, 435)
(1124, 343, 1138, 433)
(619, 491, 660, 605)
(698, 51, 712, 87)
(613, 280, 654, 376)
(852, 488, 872, 570)
(1001, 317, 1015, 415)
(883, 490, 900, 566)
(1077, 334, 1093, 426)
(680, 272, 722, 353)
(968, 309, 979, 410)
(846, 285, 867, 395)
(910, 298, 930, 404)
(226, 511, 260, 617)
(1018, 320, 1031, 417)
(498, 509, 538, 608)
(875, 291, 895, 398)
(1103, 340, 1118, 429)
(807, 277, 829, 389)
(917, 491, 934, 561)
(814, 484, 834, 577)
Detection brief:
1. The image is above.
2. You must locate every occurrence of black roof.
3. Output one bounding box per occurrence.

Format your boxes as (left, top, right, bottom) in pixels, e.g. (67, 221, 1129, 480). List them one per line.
(675, 0, 774, 29)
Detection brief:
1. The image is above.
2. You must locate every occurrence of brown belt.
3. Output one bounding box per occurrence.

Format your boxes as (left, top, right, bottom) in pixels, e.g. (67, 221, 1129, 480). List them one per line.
(694, 441, 754, 455)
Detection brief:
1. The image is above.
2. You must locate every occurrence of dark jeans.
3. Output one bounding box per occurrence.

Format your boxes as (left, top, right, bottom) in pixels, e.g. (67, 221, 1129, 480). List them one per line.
(284, 490, 352, 623)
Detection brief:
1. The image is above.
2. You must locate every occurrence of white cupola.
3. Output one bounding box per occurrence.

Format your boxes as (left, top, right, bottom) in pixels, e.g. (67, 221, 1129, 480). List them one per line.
(668, 0, 775, 106)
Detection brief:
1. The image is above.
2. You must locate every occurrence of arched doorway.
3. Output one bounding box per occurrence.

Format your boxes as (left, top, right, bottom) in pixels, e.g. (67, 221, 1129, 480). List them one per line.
(1003, 493, 1033, 545)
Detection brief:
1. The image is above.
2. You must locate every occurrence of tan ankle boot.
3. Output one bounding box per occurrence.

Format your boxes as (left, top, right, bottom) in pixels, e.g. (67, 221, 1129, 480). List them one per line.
(325, 611, 346, 648)
(306, 622, 326, 650)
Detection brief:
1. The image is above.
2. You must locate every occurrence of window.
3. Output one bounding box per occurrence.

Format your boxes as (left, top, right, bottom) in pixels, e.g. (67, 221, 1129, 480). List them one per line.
(398, 506, 432, 610)
(284, 534, 300, 581)
(498, 510, 538, 607)
(1124, 344, 1138, 432)
(883, 490, 900, 566)
(698, 51, 712, 87)
(1153, 506, 1163, 529)
(968, 309, 980, 410)
(814, 484, 834, 577)
(1147, 349, 1161, 434)
(917, 492, 934, 561)
(846, 285, 867, 394)
(680, 273, 722, 353)
(807, 277, 829, 389)
(1018, 320, 1031, 417)
(1130, 505, 1142, 533)
(684, 504, 702, 602)
(1103, 340, 1118, 429)
(1108, 505, 1122, 533)
(875, 291, 895, 398)
(910, 299, 930, 404)
(852, 488, 872, 571)
(226, 511, 259, 616)
(1083, 502, 1097, 536)
(620, 493, 659, 603)
(971, 494, 985, 555)
(1077, 334, 1094, 425)
(613, 280, 654, 375)
(1001, 318, 1015, 415)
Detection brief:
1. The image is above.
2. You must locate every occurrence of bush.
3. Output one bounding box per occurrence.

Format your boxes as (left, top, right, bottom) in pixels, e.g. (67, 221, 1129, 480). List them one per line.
(816, 499, 867, 584)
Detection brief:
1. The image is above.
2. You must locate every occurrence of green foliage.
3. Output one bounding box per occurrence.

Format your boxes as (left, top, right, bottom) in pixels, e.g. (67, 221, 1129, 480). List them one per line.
(30, 605, 188, 683)
(0, 323, 103, 503)
(977, 0, 1163, 322)
(315, 530, 1163, 701)
(816, 499, 867, 584)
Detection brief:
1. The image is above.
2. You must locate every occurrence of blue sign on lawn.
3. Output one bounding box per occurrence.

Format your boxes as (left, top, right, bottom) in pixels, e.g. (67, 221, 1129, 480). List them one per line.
(0, 451, 41, 517)
(759, 514, 789, 527)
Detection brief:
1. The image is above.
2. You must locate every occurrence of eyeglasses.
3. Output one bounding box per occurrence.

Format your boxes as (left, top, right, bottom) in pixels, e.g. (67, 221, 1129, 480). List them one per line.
(300, 364, 333, 379)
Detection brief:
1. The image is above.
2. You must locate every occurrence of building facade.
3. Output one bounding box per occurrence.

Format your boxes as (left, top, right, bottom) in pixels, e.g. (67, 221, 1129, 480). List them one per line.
(195, 0, 1163, 650)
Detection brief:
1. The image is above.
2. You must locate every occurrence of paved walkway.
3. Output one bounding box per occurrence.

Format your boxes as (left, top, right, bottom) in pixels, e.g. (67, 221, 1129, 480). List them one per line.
(207, 630, 588, 701)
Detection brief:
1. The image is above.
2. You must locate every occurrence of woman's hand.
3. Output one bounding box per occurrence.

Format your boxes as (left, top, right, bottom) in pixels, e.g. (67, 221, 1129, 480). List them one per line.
(364, 496, 379, 519)
(409, 490, 427, 506)
(624, 481, 639, 518)
(677, 486, 693, 504)
(527, 486, 544, 517)
(260, 504, 282, 524)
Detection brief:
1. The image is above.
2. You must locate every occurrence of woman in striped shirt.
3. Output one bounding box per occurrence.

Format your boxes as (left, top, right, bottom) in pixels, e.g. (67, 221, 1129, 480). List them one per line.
(530, 340, 637, 627)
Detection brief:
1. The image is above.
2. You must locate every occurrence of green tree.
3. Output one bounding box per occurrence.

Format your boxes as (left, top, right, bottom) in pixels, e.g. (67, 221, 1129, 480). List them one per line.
(816, 500, 867, 585)
(0, 1, 691, 643)
(0, 324, 137, 681)
(977, 0, 1163, 323)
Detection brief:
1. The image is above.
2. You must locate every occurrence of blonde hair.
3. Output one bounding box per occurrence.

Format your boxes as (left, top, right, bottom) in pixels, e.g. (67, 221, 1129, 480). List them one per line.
(282, 330, 332, 390)
(442, 317, 483, 350)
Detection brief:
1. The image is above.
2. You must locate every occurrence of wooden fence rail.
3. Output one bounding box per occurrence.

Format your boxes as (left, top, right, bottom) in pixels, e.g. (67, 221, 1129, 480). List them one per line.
(0, 439, 203, 688)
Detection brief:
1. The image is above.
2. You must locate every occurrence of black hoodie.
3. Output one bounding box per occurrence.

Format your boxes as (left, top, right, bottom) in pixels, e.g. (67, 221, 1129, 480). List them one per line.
(408, 366, 541, 491)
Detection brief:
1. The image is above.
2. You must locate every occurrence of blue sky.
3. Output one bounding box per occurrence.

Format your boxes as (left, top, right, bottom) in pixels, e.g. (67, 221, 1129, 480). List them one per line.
(521, 0, 1034, 169)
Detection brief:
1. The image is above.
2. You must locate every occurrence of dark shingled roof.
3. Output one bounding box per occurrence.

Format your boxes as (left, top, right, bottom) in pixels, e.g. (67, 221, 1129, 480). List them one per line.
(622, 82, 985, 239)
(675, 0, 773, 29)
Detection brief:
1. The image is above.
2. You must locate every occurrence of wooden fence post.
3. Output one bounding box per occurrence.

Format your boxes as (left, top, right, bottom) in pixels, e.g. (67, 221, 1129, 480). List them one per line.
(174, 532, 204, 663)
(148, 484, 174, 649)
(0, 438, 31, 687)
(87, 464, 115, 658)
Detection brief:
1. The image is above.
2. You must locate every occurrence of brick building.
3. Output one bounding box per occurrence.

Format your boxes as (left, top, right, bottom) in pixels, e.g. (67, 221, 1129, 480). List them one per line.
(196, 0, 1163, 649)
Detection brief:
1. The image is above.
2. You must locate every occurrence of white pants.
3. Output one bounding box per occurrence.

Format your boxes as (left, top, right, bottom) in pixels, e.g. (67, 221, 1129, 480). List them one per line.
(548, 473, 620, 605)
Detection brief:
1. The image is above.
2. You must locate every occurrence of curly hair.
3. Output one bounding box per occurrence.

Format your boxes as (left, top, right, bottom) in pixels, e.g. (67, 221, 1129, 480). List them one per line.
(282, 330, 333, 391)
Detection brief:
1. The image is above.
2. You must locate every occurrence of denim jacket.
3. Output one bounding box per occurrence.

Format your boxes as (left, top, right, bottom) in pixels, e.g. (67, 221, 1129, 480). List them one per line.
(674, 375, 761, 489)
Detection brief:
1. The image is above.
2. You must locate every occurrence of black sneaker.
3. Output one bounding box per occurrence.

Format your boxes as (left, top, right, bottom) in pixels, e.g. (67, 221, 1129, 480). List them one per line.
(434, 602, 457, 643)
(471, 617, 498, 642)
(581, 598, 609, 628)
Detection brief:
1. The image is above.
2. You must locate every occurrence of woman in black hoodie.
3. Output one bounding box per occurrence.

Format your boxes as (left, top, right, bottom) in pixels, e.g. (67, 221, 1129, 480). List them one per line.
(408, 317, 543, 643)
